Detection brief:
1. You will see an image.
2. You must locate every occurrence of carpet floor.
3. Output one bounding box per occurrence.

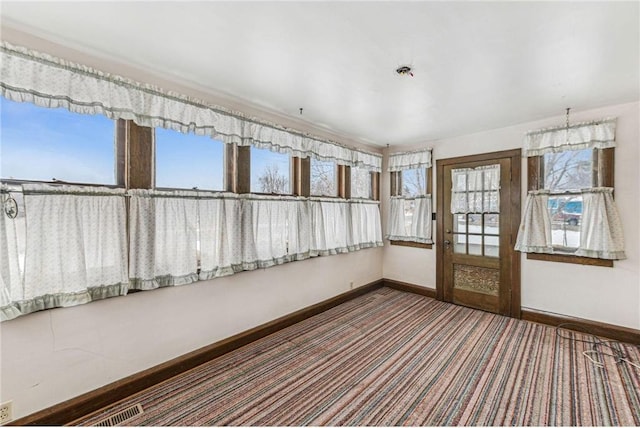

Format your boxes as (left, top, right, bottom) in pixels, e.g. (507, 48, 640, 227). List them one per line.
(77, 287, 640, 426)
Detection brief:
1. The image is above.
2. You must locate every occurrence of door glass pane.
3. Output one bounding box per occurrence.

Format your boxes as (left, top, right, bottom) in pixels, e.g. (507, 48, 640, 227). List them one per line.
(454, 214, 467, 233)
(484, 214, 499, 234)
(484, 235, 500, 257)
(468, 214, 482, 234)
(453, 233, 466, 254)
(468, 235, 482, 256)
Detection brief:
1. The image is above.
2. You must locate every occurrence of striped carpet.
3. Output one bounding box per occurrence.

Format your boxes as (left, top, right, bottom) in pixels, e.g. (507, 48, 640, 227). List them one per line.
(77, 288, 640, 426)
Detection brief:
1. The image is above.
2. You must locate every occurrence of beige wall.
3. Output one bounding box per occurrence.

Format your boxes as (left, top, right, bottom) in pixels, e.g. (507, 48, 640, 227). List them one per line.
(383, 101, 640, 330)
(0, 248, 383, 419)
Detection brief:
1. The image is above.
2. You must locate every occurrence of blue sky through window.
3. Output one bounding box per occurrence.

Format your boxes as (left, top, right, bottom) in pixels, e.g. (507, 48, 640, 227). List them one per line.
(2, 97, 296, 192)
(1, 97, 115, 184)
(155, 128, 225, 190)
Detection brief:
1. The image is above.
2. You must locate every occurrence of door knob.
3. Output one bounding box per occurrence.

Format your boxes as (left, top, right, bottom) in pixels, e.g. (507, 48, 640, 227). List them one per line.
(444, 240, 451, 245)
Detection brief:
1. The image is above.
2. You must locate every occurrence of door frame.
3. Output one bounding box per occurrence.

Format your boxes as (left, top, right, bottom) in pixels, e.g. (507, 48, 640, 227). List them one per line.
(435, 148, 522, 318)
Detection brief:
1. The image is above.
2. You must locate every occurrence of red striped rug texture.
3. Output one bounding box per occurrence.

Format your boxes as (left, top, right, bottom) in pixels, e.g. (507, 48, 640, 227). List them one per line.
(77, 288, 640, 426)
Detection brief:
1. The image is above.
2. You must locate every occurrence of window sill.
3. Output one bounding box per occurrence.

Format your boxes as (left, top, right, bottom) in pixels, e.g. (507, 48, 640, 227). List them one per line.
(526, 252, 613, 267)
(390, 240, 433, 249)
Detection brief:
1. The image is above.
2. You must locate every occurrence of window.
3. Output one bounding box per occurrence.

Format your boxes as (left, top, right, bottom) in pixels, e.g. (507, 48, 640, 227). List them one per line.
(450, 165, 500, 257)
(517, 117, 625, 264)
(543, 149, 593, 249)
(155, 128, 224, 190)
(539, 148, 593, 252)
(350, 166, 372, 199)
(310, 159, 337, 196)
(0, 96, 116, 184)
(388, 161, 433, 248)
(250, 146, 291, 194)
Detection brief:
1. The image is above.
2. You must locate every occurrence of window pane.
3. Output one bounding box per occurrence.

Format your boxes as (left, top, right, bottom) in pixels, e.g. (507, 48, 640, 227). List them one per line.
(468, 235, 483, 256)
(351, 166, 371, 199)
(468, 213, 482, 234)
(251, 147, 290, 194)
(484, 236, 499, 257)
(548, 195, 582, 249)
(453, 233, 466, 254)
(484, 214, 499, 234)
(454, 214, 467, 233)
(401, 168, 426, 196)
(310, 159, 337, 196)
(155, 128, 224, 190)
(1, 97, 115, 184)
(543, 149, 594, 191)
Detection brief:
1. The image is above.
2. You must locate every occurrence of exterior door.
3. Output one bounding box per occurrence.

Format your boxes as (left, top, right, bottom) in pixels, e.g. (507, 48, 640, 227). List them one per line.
(436, 149, 521, 317)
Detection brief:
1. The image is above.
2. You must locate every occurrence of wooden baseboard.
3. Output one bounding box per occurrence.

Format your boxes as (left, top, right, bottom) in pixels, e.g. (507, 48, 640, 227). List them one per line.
(12, 279, 638, 425)
(11, 279, 384, 426)
(522, 308, 640, 345)
(384, 278, 639, 345)
(383, 278, 437, 298)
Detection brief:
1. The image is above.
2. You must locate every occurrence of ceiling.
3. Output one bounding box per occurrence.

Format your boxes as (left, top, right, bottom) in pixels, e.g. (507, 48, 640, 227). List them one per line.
(1, 1, 638, 148)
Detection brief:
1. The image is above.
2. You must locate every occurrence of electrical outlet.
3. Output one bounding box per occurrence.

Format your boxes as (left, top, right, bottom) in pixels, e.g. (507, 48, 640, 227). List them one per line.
(0, 401, 13, 425)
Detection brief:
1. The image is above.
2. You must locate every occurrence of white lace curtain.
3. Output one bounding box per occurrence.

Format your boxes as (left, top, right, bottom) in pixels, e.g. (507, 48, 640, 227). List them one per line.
(242, 196, 311, 269)
(129, 189, 200, 290)
(515, 188, 625, 260)
(1, 184, 128, 322)
(450, 165, 500, 214)
(128, 192, 383, 292)
(0, 42, 381, 172)
(524, 118, 616, 157)
(198, 197, 243, 280)
(387, 196, 433, 244)
(576, 188, 625, 259)
(350, 201, 383, 250)
(514, 191, 553, 254)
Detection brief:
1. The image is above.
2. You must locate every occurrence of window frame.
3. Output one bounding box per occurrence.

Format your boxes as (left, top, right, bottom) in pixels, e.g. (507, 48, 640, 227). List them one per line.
(389, 166, 433, 249)
(526, 147, 615, 267)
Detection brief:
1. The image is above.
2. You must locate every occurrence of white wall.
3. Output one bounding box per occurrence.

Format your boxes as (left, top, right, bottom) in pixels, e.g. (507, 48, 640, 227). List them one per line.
(0, 27, 388, 421)
(0, 248, 383, 419)
(383, 101, 640, 330)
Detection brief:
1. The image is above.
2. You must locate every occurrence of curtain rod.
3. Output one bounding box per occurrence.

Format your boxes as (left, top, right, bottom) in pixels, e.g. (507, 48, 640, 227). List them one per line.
(525, 117, 616, 137)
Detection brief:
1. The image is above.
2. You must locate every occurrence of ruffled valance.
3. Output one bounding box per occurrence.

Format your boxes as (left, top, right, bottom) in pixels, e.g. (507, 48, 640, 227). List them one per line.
(388, 149, 432, 171)
(524, 118, 616, 157)
(0, 42, 382, 171)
